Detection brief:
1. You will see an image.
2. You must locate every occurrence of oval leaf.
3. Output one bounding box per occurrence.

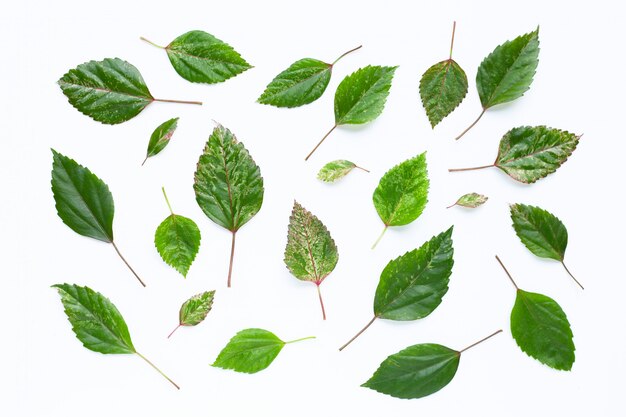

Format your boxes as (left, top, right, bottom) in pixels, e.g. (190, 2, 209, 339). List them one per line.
(51, 149, 114, 242)
(449, 192, 488, 209)
(362, 343, 459, 399)
(477, 28, 540, 109)
(180, 291, 215, 326)
(212, 328, 285, 374)
(510, 203, 567, 261)
(334, 65, 397, 125)
(420, 60, 468, 128)
(511, 289, 575, 370)
(144, 117, 179, 165)
(52, 283, 135, 354)
(317, 160, 367, 182)
(58, 58, 153, 124)
(155, 214, 201, 277)
(374, 227, 454, 320)
(164, 31, 251, 84)
(258, 58, 331, 107)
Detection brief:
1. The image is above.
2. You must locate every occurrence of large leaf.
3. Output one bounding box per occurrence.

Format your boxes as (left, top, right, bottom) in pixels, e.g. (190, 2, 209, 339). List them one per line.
(317, 159, 368, 183)
(372, 153, 429, 248)
(53, 283, 135, 354)
(258, 58, 331, 107)
(477, 28, 540, 109)
(51, 149, 114, 243)
(511, 290, 575, 370)
(58, 58, 153, 124)
(447, 192, 488, 209)
(212, 329, 314, 374)
(362, 343, 459, 399)
(284, 201, 338, 319)
(510, 203, 566, 261)
(143, 117, 179, 166)
(194, 124, 264, 287)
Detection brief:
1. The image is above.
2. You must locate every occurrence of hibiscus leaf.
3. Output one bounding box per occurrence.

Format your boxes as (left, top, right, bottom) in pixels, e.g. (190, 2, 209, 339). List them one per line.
(143, 118, 179, 166)
(447, 193, 488, 209)
(317, 160, 369, 183)
(168, 291, 215, 338)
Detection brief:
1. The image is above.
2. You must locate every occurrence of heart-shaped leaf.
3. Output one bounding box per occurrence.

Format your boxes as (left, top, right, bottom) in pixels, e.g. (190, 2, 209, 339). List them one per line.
(317, 160, 369, 183)
(168, 290, 215, 338)
(143, 118, 179, 166)
(447, 192, 488, 209)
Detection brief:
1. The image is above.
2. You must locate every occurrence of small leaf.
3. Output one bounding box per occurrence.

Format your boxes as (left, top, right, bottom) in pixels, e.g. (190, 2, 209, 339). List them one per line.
(212, 329, 314, 374)
(155, 188, 201, 277)
(372, 153, 429, 248)
(448, 193, 488, 209)
(449, 126, 580, 184)
(142, 31, 251, 84)
(284, 201, 338, 319)
(317, 160, 368, 182)
(169, 291, 215, 338)
(194, 124, 264, 287)
(143, 118, 179, 166)
(419, 22, 468, 127)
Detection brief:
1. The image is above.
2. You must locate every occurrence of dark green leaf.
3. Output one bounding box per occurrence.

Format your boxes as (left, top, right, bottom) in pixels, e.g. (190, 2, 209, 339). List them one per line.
(58, 58, 153, 124)
(51, 149, 114, 243)
(362, 343, 459, 399)
(144, 117, 179, 165)
(511, 290, 575, 370)
(477, 28, 540, 109)
(258, 58, 331, 107)
(180, 291, 215, 326)
(448, 193, 488, 209)
(52, 283, 135, 354)
(420, 60, 468, 128)
(510, 203, 566, 261)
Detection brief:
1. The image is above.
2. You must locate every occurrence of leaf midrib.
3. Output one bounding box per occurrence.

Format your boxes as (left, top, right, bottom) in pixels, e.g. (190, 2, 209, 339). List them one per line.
(515, 209, 564, 260)
(336, 69, 389, 124)
(58, 80, 153, 102)
(498, 136, 573, 168)
(264, 66, 330, 101)
(167, 47, 249, 68)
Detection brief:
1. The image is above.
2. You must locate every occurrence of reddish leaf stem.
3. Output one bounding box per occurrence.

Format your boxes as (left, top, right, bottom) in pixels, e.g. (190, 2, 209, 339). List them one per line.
(495, 255, 518, 290)
(167, 324, 181, 339)
(354, 165, 370, 173)
(305, 125, 337, 161)
(332, 45, 363, 66)
(455, 108, 486, 140)
(448, 164, 494, 172)
(316, 284, 327, 320)
(338, 316, 377, 351)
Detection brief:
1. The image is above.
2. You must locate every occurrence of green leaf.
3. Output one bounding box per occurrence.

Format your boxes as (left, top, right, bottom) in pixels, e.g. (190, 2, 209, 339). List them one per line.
(212, 329, 314, 374)
(258, 58, 331, 107)
(58, 58, 153, 124)
(477, 28, 540, 109)
(179, 291, 215, 326)
(362, 343, 459, 399)
(317, 160, 369, 182)
(334, 65, 397, 125)
(510, 203, 566, 261)
(143, 118, 179, 166)
(155, 188, 201, 277)
(284, 201, 338, 319)
(372, 153, 429, 248)
(511, 290, 575, 370)
(142, 31, 251, 84)
(51, 149, 114, 243)
(420, 60, 467, 128)
(448, 193, 488, 209)
(52, 283, 135, 354)
(194, 124, 264, 287)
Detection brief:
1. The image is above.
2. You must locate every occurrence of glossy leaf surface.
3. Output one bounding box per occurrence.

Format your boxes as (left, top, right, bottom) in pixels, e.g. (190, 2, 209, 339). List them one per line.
(144, 117, 179, 164)
(258, 58, 331, 107)
(420, 60, 467, 127)
(510, 203, 567, 261)
(212, 328, 285, 374)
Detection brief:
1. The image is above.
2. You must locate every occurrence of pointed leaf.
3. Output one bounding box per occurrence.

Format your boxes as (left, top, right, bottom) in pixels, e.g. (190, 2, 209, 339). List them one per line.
(155, 214, 201, 277)
(52, 284, 135, 354)
(51, 149, 114, 243)
(317, 160, 360, 182)
(334, 65, 397, 125)
(194, 124, 264, 232)
(145, 117, 179, 163)
(58, 58, 153, 124)
(164, 31, 251, 84)
(258, 58, 332, 107)
(373, 153, 429, 227)
(510, 203, 567, 261)
(212, 328, 285, 374)
(374, 227, 454, 320)
(362, 343, 459, 399)
(451, 193, 488, 208)
(477, 28, 540, 109)
(420, 60, 468, 127)
(495, 126, 579, 183)
(284, 201, 338, 284)
(511, 289, 575, 370)
(179, 291, 215, 326)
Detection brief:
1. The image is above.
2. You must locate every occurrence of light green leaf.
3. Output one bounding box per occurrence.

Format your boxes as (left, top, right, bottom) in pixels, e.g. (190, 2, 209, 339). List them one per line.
(155, 188, 201, 277)
(143, 118, 179, 166)
(317, 160, 368, 182)
(448, 193, 488, 209)
(169, 291, 215, 338)
(194, 124, 264, 287)
(372, 153, 429, 248)
(142, 31, 251, 84)
(284, 201, 338, 319)
(212, 329, 314, 374)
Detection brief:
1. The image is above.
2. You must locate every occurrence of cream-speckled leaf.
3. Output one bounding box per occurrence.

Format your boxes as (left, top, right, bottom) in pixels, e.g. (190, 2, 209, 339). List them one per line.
(180, 291, 215, 326)
(449, 193, 488, 209)
(144, 117, 179, 165)
(317, 160, 368, 182)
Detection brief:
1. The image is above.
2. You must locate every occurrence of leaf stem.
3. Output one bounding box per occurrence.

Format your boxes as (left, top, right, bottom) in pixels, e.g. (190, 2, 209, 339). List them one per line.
(167, 324, 181, 339)
(495, 255, 518, 290)
(561, 261, 585, 290)
(332, 45, 363, 66)
(135, 352, 180, 389)
(153, 98, 203, 106)
(371, 225, 388, 249)
(305, 124, 337, 161)
(449, 21, 457, 60)
(339, 316, 377, 351)
(111, 242, 146, 287)
(448, 164, 494, 172)
(446, 202, 457, 209)
(458, 329, 502, 354)
(141, 156, 148, 167)
(354, 165, 370, 173)
(316, 284, 327, 320)
(161, 187, 174, 215)
(284, 336, 316, 344)
(139, 36, 165, 49)
(454, 108, 486, 140)
(227, 231, 236, 288)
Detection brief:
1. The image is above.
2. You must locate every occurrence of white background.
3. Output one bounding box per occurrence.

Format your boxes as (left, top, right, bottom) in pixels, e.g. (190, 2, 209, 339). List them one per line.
(4, 0, 625, 415)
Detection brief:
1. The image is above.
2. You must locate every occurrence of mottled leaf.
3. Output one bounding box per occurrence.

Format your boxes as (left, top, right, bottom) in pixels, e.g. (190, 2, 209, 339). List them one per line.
(179, 291, 215, 326)
(448, 193, 488, 209)
(143, 118, 179, 165)
(317, 160, 368, 182)
(258, 58, 331, 107)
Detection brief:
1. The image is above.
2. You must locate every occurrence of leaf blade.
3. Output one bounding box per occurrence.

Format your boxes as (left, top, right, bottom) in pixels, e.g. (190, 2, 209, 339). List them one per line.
(145, 117, 179, 162)
(451, 192, 488, 208)
(510, 203, 567, 261)
(212, 328, 285, 374)
(258, 58, 331, 107)
(155, 214, 201, 277)
(317, 160, 357, 182)
(419, 59, 468, 127)
(179, 291, 215, 326)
